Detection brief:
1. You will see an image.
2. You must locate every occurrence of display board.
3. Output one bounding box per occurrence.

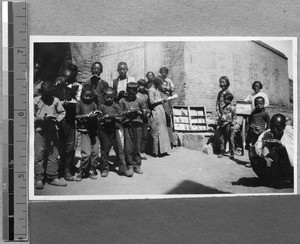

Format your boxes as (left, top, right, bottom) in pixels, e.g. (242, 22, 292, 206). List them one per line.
(235, 100, 252, 115)
(173, 106, 208, 132)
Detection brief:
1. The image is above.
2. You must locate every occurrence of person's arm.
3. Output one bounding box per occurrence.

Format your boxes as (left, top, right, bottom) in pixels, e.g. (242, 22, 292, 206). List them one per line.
(170, 80, 175, 91)
(119, 99, 127, 115)
(75, 101, 85, 120)
(34, 99, 42, 123)
(75, 84, 82, 101)
(248, 113, 253, 127)
(216, 92, 220, 117)
(244, 93, 251, 102)
(139, 98, 147, 116)
(34, 81, 42, 97)
(255, 131, 265, 156)
(166, 78, 175, 92)
(55, 99, 66, 122)
(264, 93, 270, 107)
(231, 106, 237, 125)
(149, 89, 166, 106)
(265, 113, 271, 130)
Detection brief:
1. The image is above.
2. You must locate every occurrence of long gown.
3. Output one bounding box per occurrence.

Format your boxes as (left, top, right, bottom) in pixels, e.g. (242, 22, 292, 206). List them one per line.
(160, 91, 175, 145)
(149, 87, 171, 155)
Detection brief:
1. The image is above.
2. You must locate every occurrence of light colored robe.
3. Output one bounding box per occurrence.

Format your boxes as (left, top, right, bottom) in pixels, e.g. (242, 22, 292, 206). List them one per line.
(149, 87, 171, 154)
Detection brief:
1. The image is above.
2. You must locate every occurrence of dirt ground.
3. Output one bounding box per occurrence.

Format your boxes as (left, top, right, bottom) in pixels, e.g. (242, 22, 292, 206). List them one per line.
(34, 144, 294, 196)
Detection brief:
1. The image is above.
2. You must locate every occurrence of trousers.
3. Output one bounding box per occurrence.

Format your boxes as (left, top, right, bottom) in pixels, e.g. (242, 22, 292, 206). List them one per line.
(58, 119, 76, 169)
(219, 123, 235, 152)
(99, 127, 127, 172)
(123, 122, 142, 167)
(34, 130, 59, 180)
(79, 131, 100, 171)
(141, 122, 149, 153)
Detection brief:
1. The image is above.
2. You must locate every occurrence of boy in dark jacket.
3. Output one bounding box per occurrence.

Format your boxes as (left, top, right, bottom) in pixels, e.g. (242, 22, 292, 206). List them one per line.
(34, 81, 67, 189)
(119, 82, 147, 175)
(75, 84, 100, 181)
(98, 87, 131, 177)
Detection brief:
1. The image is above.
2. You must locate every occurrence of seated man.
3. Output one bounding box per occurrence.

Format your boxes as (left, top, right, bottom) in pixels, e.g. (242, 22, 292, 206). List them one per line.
(250, 114, 294, 186)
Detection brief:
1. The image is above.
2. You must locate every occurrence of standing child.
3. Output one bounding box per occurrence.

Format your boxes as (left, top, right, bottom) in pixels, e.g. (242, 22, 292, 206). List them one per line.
(53, 64, 82, 181)
(85, 61, 109, 108)
(34, 81, 67, 189)
(98, 87, 130, 177)
(113, 62, 136, 102)
(216, 76, 232, 118)
(245, 96, 270, 166)
(137, 79, 151, 159)
(218, 92, 236, 159)
(120, 82, 147, 175)
(75, 84, 100, 181)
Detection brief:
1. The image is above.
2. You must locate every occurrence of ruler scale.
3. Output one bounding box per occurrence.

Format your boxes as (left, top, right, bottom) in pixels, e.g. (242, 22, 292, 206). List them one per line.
(2, 1, 28, 241)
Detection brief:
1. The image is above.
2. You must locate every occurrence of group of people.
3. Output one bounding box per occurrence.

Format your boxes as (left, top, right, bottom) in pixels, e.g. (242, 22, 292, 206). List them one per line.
(215, 76, 294, 185)
(33, 59, 294, 190)
(34, 61, 176, 189)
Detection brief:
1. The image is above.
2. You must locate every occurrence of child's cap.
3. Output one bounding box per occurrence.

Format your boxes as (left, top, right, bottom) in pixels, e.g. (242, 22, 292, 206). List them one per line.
(270, 114, 286, 126)
(137, 79, 147, 86)
(82, 84, 93, 92)
(90, 76, 100, 86)
(104, 87, 115, 96)
(126, 82, 138, 92)
(41, 80, 54, 92)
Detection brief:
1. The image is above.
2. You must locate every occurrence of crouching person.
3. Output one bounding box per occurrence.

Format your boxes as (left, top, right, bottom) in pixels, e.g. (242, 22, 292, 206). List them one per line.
(250, 114, 294, 186)
(34, 81, 67, 189)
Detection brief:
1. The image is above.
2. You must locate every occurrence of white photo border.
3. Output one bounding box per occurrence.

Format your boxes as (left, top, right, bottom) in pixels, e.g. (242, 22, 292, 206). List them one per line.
(29, 36, 298, 201)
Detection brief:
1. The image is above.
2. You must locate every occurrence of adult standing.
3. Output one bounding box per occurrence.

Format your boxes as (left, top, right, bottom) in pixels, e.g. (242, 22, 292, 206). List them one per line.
(245, 81, 269, 111)
(146, 71, 155, 90)
(148, 77, 171, 157)
(157, 76, 175, 148)
(158, 67, 175, 94)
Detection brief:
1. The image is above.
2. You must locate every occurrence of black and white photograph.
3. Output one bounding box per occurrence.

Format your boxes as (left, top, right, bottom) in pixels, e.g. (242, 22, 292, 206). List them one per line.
(29, 36, 297, 200)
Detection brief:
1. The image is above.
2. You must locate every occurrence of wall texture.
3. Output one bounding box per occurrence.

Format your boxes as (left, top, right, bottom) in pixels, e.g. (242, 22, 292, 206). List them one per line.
(184, 41, 289, 110)
(69, 41, 289, 111)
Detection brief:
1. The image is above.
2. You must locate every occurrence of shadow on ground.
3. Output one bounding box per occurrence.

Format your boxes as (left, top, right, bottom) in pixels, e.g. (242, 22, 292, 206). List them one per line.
(232, 177, 267, 187)
(232, 177, 294, 189)
(231, 158, 249, 166)
(165, 180, 231, 194)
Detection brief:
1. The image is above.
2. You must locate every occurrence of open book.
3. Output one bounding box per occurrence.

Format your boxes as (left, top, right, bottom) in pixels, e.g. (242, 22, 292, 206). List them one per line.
(167, 93, 178, 101)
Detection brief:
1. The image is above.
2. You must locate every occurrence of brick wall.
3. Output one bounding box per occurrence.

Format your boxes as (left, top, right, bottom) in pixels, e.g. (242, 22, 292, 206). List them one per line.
(162, 42, 186, 105)
(184, 41, 290, 111)
(70, 42, 93, 82)
(69, 41, 290, 111)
